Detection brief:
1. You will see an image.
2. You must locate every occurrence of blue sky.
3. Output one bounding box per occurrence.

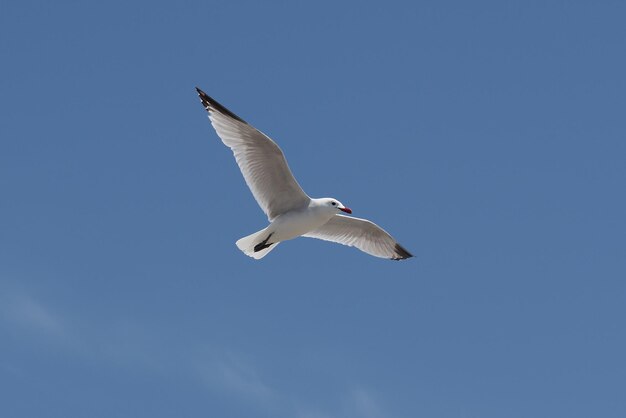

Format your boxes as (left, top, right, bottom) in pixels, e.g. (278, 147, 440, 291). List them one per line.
(1, 1, 625, 417)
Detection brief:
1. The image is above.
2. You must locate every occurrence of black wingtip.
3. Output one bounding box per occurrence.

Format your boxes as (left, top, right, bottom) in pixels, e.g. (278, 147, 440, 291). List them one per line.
(194, 87, 248, 124)
(195, 87, 212, 110)
(391, 243, 414, 261)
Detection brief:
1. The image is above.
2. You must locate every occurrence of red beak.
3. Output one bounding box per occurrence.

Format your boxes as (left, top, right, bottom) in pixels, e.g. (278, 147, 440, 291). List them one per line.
(340, 207, 352, 214)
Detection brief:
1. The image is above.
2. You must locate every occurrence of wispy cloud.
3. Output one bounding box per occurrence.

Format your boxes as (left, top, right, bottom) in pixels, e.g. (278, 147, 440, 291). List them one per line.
(347, 387, 386, 418)
(190, 344, 391, 418)
(294, 387, 387, 418)
(196, 348, 276, 407)
(0, 286, 390, 418)
(1, 291, 66, 339)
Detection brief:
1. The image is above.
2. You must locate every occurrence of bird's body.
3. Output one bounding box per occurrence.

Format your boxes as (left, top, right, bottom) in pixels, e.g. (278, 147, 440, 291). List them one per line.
(270, 198, 341, 241)
(196, 87, 413, 261)
(235, 198, 346, 259)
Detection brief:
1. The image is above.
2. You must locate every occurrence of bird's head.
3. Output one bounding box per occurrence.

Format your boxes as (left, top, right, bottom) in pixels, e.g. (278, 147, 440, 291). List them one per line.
(323, 198, 352, 214)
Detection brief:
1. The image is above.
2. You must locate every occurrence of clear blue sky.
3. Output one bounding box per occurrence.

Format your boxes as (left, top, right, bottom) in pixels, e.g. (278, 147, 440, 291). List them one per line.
(1, 1, 625, 417)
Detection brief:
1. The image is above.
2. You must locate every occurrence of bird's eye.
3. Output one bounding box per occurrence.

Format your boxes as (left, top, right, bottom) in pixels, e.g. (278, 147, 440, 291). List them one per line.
(331, 202, 336, 206)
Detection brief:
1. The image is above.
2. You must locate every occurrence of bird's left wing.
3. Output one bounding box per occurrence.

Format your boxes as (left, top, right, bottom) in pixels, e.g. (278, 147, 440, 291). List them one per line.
(196, 88, 310, 221)
(303, 214, 413, 260)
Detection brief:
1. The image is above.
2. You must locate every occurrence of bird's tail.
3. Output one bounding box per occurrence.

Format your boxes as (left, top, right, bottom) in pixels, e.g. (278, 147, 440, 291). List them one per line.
(235, 227, 280, 260)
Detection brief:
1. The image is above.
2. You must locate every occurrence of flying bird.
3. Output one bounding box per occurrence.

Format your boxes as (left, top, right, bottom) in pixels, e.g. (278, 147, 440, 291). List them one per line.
(196, 87, 413, 261)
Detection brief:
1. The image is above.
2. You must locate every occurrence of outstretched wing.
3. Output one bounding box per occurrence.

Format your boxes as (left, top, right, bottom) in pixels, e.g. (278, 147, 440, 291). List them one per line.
(303, 214, 413, 260)
(196, 88, 310, 221)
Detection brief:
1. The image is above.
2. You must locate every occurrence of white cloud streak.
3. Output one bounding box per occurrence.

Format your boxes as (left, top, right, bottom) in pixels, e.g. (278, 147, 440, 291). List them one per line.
(195, 348, 277, 407)
(1, 287, 389, 418)
(348, 388, 386, 418)
(1, 292, 66, 339)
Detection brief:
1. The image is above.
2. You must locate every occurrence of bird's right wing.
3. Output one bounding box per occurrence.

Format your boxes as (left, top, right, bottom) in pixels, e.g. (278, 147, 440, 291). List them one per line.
(196, 88, 310, 221)
(303, 214, 413, 260)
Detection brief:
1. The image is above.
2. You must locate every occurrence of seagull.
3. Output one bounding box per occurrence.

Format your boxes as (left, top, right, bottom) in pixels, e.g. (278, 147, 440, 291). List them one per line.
(196, 87, 413, 261)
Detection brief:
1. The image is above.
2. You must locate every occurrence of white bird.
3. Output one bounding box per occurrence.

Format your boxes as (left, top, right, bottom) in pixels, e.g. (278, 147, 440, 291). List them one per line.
(196, 87, 413, 261)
